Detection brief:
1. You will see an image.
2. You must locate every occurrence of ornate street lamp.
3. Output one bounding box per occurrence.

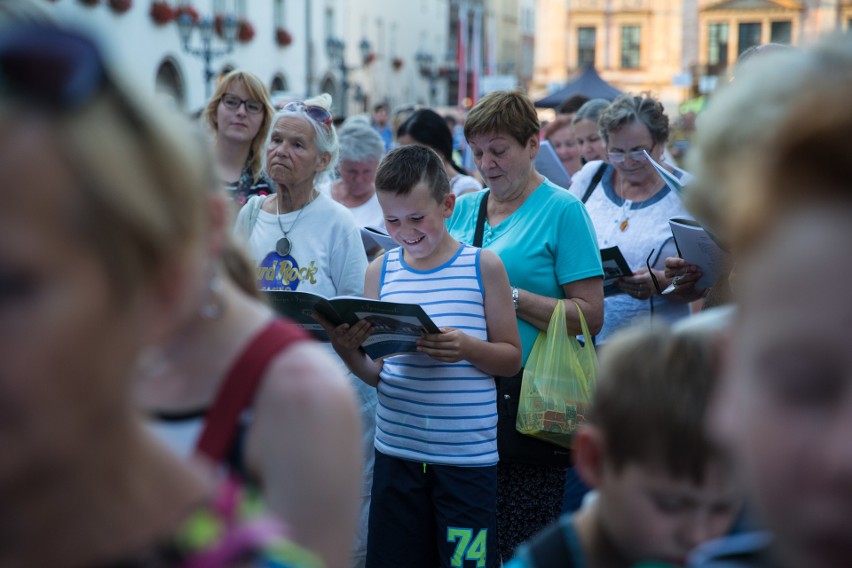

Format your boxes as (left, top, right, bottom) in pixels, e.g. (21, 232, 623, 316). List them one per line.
(416, 51, 439, 107)
(177, 12, 238, 98)
(326, 36, 373, 119)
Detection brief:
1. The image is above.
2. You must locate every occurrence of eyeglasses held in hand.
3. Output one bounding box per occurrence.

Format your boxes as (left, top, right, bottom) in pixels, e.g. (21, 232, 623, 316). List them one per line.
(607, 149, 652, 163)
(221, 93, 264, 114)
(646, 248, 664, 295)
(283, 101, 333, 128)
(0, 25, 106, 110)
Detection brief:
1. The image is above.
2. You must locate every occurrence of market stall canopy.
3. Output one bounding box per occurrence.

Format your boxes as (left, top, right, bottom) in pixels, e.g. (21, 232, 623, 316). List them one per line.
(534, 66, 623, 108)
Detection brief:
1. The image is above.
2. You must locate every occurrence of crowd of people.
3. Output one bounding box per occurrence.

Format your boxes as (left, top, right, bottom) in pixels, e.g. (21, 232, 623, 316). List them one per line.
(4, 4, 852, 568)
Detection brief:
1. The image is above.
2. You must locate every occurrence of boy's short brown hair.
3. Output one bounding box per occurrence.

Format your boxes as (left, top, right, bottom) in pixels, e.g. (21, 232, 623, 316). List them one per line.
(591, 323, 725, 483)
(375, 144, 450, 202)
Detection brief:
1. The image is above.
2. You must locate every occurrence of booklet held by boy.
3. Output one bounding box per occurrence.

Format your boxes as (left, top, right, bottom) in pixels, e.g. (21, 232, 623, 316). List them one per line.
(263, 290, 441, 359)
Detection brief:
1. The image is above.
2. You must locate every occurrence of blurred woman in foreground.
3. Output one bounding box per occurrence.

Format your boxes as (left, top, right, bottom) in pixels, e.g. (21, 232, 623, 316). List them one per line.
(0, 24, 357, 567)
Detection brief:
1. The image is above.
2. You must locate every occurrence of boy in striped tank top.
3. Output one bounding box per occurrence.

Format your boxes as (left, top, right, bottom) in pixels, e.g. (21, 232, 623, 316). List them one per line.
(324, 145, 522, 568)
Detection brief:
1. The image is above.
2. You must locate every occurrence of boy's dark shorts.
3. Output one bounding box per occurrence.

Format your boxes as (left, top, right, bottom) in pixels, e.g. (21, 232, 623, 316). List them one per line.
(366, 449, 497, 568)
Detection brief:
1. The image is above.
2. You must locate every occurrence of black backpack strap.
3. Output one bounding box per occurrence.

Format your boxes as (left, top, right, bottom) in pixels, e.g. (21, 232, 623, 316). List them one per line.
(472, 190, 490, 248)
(580, 163, 608, 204)
(526, 515, 575, 568)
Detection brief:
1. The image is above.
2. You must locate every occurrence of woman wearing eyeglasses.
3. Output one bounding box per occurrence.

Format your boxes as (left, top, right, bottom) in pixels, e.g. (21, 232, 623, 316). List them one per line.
(569, 93, 693, 344)
(204, 70, 275, 209)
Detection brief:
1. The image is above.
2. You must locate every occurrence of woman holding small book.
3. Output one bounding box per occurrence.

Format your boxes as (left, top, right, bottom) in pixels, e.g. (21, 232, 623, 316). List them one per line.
(568, 93, 693, 344)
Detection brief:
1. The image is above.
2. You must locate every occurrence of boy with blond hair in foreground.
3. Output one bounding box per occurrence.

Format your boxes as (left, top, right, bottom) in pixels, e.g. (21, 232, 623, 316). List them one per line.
(507, 320, 741, 568)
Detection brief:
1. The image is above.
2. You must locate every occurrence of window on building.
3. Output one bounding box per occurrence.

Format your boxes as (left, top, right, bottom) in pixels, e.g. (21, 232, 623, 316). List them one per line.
(620, 25, 641, 69)
(325, 8, 334, 40)
(273, 0, 285, 27)
(738, 22, 762, 56)
(708, 22, 729, 74)
(770, 20, 792, 44)
(578, 27, 596, 67)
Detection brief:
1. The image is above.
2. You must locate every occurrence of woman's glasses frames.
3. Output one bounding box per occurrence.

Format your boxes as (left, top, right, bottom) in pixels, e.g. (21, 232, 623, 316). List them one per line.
(221, 93, 264, 114)
(607, 146, 656, 164)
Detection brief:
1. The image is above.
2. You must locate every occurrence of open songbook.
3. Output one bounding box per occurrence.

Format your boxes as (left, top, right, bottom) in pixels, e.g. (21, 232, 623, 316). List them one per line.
(263, 290, 440, 359)
(643, 149, 686, 196)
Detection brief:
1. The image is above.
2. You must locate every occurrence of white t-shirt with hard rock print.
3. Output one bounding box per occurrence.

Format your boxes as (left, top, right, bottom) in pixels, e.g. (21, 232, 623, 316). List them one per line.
(239, 192, 368, 298)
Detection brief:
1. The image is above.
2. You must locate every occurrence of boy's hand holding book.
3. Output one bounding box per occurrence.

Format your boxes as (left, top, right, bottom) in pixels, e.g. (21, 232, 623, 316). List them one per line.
(416, 328, 471, 363)
(312, 312, 372, 357)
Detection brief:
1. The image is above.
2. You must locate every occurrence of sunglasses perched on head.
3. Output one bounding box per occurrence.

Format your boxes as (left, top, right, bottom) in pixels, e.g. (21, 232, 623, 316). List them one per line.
(221, 93, 264, 114)
(0, 25, 106, 110)
(283, 101, 333, 127)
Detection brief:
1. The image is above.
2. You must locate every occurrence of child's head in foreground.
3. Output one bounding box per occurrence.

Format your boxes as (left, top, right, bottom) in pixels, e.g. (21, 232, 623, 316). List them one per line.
(574, 322, 741, 566)
(374, 145, 455, 260)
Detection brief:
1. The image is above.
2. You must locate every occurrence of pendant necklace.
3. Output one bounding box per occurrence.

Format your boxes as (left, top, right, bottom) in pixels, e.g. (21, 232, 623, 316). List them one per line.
(618, 183, 633, 231)
(619, 199, 633, 231)
(275, 191, 316, 256)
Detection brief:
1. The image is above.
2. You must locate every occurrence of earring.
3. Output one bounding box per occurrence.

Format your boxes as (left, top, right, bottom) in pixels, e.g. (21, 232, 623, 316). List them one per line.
(200, 266, 226, 320)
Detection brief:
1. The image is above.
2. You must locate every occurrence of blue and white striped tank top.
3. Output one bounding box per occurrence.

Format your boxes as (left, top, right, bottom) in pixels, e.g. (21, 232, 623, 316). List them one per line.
(375, 244, 497, 466)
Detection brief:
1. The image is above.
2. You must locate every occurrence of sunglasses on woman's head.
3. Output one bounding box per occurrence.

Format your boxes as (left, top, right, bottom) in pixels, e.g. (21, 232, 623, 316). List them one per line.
(221, 93, 264, 114)
(283, 101, 333, 128)
(0, 25, 106, 110)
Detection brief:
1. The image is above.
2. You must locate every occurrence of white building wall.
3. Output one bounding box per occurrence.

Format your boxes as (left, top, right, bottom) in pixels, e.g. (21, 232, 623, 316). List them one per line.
(341, 0, 450, 115)
(43, 0, 448, 117)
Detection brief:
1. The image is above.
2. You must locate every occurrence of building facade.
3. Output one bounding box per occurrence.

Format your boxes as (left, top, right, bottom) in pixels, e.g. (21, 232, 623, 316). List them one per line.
(532, 0, 852, 110)
(44, 0, 451, 118)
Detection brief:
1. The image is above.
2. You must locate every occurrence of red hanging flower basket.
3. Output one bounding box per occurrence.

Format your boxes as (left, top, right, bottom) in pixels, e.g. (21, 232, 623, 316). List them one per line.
(108, 0, 132, 13)
(392, 57, 404, 71)
(238, 19, 254, 43)
(213, 13, 225, 37)
(275, 27, 292, 47)
(174, 4, 199, 24)
(149, 1, 175, 25)
(79, 0, 100, 6)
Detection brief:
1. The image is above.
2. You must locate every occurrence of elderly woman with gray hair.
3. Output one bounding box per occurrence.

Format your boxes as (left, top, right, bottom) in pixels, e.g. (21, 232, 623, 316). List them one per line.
(326, 118, 386, 230)
(568, 93, 693, 344)
(234, 96, 375, 568)
(234, 93, 367, 295)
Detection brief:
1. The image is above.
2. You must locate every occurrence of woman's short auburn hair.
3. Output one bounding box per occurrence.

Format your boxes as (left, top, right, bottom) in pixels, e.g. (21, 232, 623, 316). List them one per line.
(203, 70, 274, 182)
(463, 89, 540, 147)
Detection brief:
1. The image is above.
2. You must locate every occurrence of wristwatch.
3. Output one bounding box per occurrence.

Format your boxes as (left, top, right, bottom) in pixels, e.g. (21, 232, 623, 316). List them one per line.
(511, 287, 519, 311)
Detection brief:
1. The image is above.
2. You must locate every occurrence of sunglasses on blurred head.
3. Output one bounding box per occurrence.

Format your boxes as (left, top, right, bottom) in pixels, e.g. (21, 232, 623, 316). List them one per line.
(283, 101, 333, 127)
(0, 25, 106, 110)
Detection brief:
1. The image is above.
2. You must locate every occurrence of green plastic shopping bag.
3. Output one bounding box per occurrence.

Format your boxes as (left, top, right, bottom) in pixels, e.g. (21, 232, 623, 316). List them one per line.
(515, 300, 597, 449)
